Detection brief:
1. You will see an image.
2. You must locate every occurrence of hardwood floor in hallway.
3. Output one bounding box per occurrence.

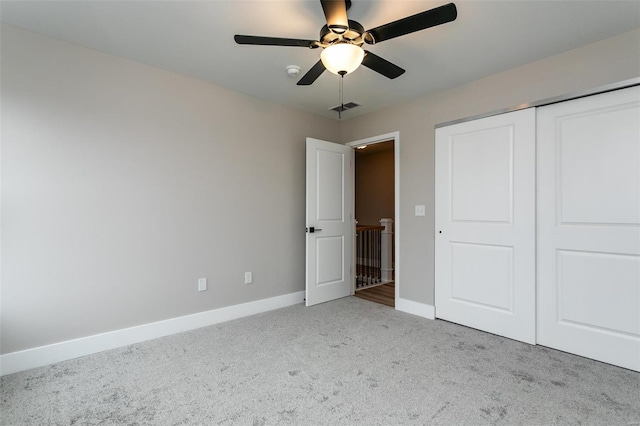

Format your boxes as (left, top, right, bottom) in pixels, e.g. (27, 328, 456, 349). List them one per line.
(354, 282, 395, 308)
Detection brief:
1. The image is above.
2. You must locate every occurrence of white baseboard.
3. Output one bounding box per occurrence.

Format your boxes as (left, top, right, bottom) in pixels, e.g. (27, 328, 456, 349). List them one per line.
(395, 297, 435, 320)
(0, 291, 305, 376)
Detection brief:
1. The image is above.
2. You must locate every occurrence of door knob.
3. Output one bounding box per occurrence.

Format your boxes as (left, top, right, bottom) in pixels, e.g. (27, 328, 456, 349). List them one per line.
(306, 227, 322, 233)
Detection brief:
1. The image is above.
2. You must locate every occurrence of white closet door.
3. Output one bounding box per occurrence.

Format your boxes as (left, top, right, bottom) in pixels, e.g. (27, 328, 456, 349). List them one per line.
(537, 86, 640, 371)
(435, 108, 536, 344)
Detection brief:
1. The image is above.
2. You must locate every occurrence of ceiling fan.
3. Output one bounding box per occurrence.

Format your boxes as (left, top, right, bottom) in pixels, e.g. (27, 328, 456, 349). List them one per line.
(234, 0, 457, 86)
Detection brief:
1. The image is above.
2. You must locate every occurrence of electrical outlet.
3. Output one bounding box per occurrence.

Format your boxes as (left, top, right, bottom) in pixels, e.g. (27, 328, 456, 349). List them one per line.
(415, 205, 426, 216)
(198, 278, 207, 292)
(244, 272, 253, 284)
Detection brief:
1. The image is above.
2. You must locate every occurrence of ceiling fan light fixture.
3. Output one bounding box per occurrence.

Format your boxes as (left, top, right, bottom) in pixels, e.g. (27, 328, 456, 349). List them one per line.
(320, 43, 364, 75)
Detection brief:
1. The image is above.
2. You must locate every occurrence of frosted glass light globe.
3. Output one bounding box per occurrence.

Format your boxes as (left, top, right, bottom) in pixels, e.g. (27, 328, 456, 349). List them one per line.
(320, 44, 365, 75)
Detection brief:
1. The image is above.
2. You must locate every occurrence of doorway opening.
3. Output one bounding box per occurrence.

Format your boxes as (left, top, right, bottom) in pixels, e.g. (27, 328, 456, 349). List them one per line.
(346, 133, 399, 308)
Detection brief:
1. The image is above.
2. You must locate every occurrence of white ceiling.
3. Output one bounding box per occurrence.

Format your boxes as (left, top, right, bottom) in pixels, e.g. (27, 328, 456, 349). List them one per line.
(2, 1, 639, 120)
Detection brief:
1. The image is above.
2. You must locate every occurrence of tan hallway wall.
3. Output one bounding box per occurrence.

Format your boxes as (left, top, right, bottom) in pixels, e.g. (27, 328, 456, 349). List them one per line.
(355, 141, 395, 227)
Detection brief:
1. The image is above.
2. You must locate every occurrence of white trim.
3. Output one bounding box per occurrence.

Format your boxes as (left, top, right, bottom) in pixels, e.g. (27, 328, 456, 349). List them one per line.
(0, 291, 305, 376)
(396, 297, 436, 320)
(345, 131, 399, 149)
(346, 131, 400, 303)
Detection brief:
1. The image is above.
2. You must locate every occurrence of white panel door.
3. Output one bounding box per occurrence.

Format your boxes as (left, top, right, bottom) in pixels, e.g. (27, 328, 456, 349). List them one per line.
(306, 138, 354, 306)
(435, 108, 536, 344)
(537, 86, 640, 371)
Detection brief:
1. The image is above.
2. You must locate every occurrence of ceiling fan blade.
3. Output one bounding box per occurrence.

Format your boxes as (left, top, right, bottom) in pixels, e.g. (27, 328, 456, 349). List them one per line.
(297, 60, 326, 86)
(364, 3, 457, 44)
(234, 35, 316, 48)
(320, 0, 349, 34)
(362, 51, 405, 79)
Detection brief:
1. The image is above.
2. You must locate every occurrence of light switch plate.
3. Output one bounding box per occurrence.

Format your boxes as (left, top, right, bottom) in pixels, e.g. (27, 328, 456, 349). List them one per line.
(415, 205, 426, 216)
(244, 272, 253, 284)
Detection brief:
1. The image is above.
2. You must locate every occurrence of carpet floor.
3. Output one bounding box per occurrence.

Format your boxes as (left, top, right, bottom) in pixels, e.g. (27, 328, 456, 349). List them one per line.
(1, 296, 639, 425)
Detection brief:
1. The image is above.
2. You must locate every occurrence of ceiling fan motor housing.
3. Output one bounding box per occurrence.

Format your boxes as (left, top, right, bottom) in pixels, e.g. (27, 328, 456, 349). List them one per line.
(319, 20, 365, 47)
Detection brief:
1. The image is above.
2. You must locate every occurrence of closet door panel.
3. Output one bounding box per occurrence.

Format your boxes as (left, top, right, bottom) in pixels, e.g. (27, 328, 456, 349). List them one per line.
(435, 108, 536, 344)
(537, 86, 640, 371)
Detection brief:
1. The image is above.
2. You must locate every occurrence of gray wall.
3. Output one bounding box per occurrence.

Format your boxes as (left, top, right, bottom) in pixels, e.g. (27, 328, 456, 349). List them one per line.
(0, 25, 340, 354)
(341, 29, 640, 305)
(2, 24, 639, 355)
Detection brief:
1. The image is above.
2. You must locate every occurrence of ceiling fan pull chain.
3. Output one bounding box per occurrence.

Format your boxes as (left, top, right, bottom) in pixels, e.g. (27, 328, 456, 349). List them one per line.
(339, 72, 345, 120)
(340, 75, 343, 119)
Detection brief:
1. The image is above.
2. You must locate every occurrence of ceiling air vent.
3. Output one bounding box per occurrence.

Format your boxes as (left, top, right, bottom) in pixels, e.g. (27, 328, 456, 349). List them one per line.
(329, 102, 360, 112)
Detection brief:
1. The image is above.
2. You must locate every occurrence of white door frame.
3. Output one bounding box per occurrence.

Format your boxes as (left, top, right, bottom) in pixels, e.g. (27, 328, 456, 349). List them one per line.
(346, 131, 400, 303)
